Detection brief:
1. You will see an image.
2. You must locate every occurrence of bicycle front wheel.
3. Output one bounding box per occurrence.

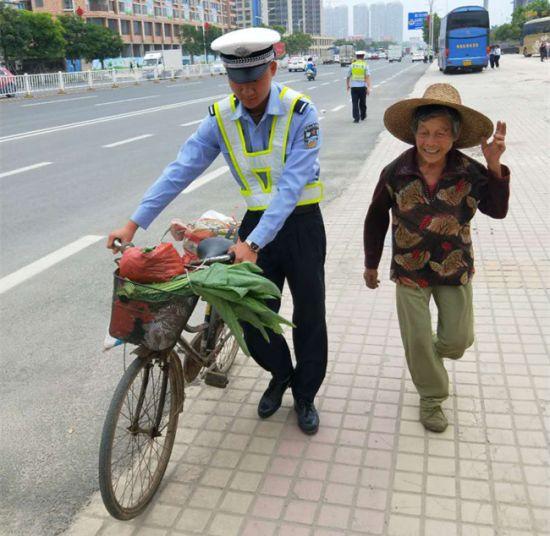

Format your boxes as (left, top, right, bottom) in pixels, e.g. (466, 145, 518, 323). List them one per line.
(99, 352, 180, 520)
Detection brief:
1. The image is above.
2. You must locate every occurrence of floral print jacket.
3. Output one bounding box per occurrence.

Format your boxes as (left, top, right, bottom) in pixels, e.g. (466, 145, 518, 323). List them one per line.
(363, 147, 510, 287)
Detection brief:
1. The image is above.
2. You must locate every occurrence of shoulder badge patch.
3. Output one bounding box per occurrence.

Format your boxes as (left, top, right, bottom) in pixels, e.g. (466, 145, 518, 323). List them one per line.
(303, 122, 319, 149)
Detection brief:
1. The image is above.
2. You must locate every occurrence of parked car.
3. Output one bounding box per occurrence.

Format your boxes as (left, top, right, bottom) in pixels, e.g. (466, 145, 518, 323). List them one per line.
(288, 57, 307, 72)
(411, 51, 424, 62)
(0, 66, 17, 97)
(209, 61, 226, 75)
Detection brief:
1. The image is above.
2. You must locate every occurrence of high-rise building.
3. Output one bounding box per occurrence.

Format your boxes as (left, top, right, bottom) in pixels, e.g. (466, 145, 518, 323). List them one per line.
(234, 0, 262, 27)
(353, 4, 369, 38)
(369, 2, 385, 41)
(291, 0, 321, 34)
(24, 0, 235, 57)
(385, 1, 403, 42)
(323, 5, 348, 38)
(265, 0, 292, 32)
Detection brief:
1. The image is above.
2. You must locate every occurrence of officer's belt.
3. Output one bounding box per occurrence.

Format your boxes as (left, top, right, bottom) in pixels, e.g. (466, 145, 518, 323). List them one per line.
(245, 203, 319, 217)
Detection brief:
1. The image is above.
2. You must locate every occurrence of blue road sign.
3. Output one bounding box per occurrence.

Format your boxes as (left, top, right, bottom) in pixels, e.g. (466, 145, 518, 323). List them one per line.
(408, 11, 428, 30)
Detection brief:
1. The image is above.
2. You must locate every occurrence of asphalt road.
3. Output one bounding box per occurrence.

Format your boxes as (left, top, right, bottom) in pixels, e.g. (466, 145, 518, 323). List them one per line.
(0, 59, 427, 536)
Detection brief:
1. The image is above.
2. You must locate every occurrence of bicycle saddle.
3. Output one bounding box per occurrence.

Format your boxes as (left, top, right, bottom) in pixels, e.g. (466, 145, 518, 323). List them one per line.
(197, 237, 233, 259)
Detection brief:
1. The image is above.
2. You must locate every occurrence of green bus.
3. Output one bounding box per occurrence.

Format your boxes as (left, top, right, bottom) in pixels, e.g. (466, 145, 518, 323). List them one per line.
(521, 16, 550, 56)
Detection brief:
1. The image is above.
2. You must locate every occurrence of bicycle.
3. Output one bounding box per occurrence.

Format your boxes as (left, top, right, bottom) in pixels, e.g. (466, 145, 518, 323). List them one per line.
(98, 237, 239, 520)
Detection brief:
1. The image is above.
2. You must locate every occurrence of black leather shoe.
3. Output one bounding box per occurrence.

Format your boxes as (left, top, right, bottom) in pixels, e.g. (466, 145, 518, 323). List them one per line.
(294, 399, 319, 435)
(257, 376, 292, 419)
(353, 119, 359, 123)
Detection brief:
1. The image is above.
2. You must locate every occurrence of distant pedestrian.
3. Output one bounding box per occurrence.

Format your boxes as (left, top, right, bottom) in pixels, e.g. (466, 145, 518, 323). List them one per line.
(539, 41, 547, 61)
(489, 46, 496, 68)
(493, 45, 501, 68)
(129, 61, 135, 72)
(545, 41, 550, 60)
(363, 83, 510, 433)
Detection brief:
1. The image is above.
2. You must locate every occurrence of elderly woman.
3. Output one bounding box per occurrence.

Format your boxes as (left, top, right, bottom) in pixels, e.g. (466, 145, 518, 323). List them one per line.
(363, 83, 510, 432)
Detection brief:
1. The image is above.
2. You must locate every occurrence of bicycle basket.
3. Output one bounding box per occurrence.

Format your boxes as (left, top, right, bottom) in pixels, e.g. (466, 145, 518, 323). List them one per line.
(109, 270, 198, 351)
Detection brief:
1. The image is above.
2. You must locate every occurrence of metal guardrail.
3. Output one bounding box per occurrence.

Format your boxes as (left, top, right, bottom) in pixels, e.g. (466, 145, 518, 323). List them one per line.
(0, 64, 214, 99)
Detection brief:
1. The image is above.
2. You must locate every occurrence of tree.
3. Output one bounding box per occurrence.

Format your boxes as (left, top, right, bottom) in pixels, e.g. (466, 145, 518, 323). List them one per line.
(83, 24, 123, 69)
(179, 24, 203, 63)
(422, 13, 441, 52)
(283, 32, 313, 55)
(23, 11, 65, 59)
(488, 0, 548, 44)
(59, 15, 88, 67)
(0, 4, 32, 65)
(204, 24, 223, 54)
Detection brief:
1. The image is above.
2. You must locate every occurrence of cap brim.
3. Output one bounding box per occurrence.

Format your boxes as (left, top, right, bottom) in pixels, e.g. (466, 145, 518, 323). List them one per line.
(225, 62, 270, 83)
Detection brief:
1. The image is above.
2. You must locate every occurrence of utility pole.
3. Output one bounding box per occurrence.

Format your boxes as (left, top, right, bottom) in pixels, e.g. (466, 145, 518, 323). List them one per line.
(428, 0, 435, 56)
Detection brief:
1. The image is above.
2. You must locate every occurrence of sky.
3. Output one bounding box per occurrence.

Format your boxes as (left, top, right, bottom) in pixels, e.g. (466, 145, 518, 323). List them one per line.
(327, 0, 514, 39)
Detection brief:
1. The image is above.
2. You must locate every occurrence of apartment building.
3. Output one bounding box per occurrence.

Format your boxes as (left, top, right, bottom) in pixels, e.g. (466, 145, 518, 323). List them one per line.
(14, 0, 235, 57)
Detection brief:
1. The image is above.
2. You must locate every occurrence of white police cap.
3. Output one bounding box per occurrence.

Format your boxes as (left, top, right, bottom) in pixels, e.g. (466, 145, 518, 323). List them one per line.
(211, 28, 281, 83)
(356, 50, 367, 56)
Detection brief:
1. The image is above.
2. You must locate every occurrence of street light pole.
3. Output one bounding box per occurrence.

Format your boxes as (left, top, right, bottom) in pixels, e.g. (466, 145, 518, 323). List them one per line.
(428, 0, 435, 57)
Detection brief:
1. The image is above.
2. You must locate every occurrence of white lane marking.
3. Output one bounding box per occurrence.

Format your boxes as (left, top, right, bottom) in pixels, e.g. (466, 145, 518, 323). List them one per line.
(180, 119, 202, 127)
(21, 96, 97, 108)
(102, 134, 153, 148)
(318, 117, 325, 121)
(308, 85, 318, 90)
(0, 94, 226, 144)
(321, 82, 330, 86)
(166, 81, 201, 88)
(331, 104, 345, 112)
(0, 161, 52, 179)
(96, 95, 159, 106)
(0, 235, 104, 295)
(333, 78, 340, 82)
(184, 166, 229, 194)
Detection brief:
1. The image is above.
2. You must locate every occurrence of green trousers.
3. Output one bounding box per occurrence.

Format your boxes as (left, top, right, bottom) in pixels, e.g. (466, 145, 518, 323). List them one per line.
(396, 283, 474, 406)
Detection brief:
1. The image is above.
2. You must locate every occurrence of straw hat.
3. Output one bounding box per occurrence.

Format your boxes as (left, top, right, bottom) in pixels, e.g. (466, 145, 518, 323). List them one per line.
(383, 83, 493, 149)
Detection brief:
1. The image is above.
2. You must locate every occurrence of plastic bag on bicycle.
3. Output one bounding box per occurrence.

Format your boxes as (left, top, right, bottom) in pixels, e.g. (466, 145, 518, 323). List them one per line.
(119, 243, 184, 283)
(169, 210, 239, 265)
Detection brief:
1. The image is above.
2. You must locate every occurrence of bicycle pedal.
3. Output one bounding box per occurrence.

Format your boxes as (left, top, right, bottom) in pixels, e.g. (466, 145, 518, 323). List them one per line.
(204, 371, 229, 388)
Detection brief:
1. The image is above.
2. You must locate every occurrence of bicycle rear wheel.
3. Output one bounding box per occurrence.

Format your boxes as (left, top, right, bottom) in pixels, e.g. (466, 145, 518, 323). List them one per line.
(99, 352, 180, 520)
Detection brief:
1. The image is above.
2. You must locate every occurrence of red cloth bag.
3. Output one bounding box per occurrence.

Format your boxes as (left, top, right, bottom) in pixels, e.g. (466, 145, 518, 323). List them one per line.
(118, 243, 184, 283)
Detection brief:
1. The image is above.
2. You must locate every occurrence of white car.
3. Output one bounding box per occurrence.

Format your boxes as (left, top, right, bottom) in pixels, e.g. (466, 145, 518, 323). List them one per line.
(411, 51, 424, 62)
(288, 57, 307, 72)
(209, 61, 226, 75)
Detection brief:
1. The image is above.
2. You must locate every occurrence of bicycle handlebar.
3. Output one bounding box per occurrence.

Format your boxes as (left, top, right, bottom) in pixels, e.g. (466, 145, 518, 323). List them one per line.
(113, 238, 235, 265)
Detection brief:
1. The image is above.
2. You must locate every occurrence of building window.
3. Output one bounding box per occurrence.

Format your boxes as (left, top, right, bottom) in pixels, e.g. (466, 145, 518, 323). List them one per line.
(63, 0, 73, 9)
(154, 6, 162, 15)
(155, 22, 162, 35)
(164, 24, 172, 37)
(144, 21, 153, 35)
(89, 0, 108, 10)
(120, 19, 130, 34)
(107, 18, 118, 31)
(34, 0, 44, 6)
(133, 20, 142, 33)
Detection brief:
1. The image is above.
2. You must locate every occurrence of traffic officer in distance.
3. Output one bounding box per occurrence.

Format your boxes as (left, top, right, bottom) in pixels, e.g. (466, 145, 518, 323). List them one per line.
(346, 50, 372, 123)
(107, 28, 328, 435)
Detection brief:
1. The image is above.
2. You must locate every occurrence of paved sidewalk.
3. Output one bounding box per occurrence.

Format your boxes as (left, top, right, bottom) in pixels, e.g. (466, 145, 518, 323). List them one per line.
(67, 55, 549, 536)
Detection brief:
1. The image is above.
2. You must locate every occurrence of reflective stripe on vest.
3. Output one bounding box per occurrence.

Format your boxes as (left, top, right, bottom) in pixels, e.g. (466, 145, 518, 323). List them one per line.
(213, 86, 324, 211)
(351, 60, 367, 81)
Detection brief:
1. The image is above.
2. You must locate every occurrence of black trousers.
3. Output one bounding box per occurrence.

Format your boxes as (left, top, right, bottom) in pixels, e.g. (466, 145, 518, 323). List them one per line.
(489, 54, 495, 68)
(351, 86, 367, 121)
(238, 206, 328, 403)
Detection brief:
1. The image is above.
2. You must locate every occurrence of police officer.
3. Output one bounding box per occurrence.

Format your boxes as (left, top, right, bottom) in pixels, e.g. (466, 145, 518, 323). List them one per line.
(346, 50, 372, 123)
(107, 28, 328, 435)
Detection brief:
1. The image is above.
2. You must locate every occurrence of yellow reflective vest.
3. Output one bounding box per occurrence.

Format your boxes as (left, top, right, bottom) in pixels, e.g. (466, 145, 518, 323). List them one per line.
(212, 86, 324, 211)
(351, 60, 367, 82)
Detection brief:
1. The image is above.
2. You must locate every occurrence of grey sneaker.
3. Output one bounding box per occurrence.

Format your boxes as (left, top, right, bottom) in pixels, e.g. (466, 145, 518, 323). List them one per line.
(420, 405, 448, 433)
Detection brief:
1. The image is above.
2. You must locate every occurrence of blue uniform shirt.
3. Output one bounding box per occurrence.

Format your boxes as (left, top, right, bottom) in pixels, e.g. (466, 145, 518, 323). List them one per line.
(131, 82, 321, 248)
(347, 62, 371, 88)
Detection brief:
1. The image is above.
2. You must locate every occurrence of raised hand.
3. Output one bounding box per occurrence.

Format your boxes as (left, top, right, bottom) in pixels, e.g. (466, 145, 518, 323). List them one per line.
(481, 120, 507, 177)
